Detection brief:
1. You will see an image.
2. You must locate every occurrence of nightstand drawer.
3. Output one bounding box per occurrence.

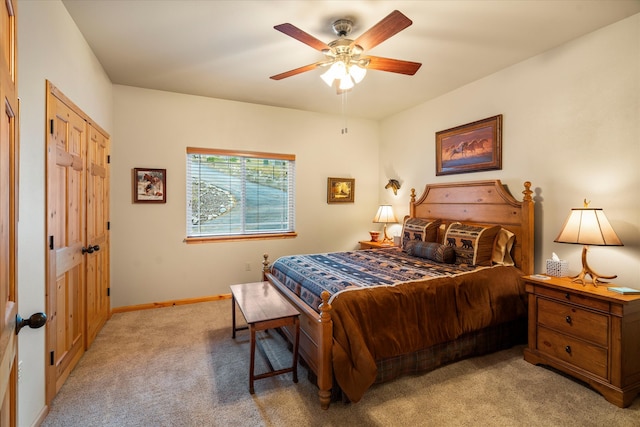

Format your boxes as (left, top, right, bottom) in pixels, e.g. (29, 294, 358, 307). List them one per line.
(535, 285, 610, 312)
(537, 298, 608, 346)
(537, 326, 608, 379)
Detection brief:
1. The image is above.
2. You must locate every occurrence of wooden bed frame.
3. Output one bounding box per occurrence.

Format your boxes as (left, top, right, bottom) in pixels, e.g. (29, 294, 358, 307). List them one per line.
(262, 180, 534, 409)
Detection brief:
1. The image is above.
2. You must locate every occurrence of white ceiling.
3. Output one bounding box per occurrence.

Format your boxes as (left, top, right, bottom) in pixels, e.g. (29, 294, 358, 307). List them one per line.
(61, 0, 640, 120)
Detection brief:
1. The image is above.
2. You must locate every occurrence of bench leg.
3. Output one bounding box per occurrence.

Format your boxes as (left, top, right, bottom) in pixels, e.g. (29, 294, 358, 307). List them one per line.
(249, 325, 256, 394)
(292, 317, 299, 383)
(231, 295, 236, 339)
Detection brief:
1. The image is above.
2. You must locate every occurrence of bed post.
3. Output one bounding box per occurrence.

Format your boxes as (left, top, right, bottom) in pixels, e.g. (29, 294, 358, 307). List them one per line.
(521, 181, 535, 275)
(317, 291, 333, 409)
(409, 188, 417, 218)
(262, 253, 270, 281)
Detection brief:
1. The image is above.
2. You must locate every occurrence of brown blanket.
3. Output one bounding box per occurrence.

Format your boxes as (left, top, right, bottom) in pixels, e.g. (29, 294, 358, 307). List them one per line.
(330, 266, 527, 402)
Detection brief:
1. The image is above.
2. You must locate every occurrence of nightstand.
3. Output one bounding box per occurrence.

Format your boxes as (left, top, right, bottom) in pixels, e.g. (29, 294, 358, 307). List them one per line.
(358, 240, 395, 250)
(522, 275, 640, 407)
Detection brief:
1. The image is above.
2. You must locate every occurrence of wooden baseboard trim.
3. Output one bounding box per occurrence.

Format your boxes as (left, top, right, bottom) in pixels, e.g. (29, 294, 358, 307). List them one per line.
(111, 294, 232, 314)
(33, 404, 49, 427)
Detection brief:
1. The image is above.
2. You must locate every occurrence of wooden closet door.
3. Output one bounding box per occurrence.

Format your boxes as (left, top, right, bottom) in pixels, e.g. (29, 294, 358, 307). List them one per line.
(46, 93, 86, 401)
(0, 0, 18, 425)
(85, 125, 110, 348)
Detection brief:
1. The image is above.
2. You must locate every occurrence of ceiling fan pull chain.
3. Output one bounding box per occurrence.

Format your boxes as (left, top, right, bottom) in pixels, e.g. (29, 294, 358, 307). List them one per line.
(341, 91, 348, 134)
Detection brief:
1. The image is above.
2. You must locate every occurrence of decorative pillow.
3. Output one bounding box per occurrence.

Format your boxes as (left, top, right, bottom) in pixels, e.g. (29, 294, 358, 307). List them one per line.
(444, 222, 501, 266)
(492, 228, 516, 266)
(407, 241, 456, 264)
(401, 218, 441, 251)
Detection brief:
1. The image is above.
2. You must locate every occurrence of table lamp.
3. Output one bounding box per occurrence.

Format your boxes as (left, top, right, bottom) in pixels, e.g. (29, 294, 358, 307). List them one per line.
(373, 205, 398, 244)
(554, 200, 623, 286)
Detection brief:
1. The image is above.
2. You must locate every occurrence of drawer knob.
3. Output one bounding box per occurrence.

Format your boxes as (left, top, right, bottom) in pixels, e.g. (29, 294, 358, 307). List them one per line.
(565, 293, 570, 300)
(565, 345, 572, 354)
(565, 315, 572, 324)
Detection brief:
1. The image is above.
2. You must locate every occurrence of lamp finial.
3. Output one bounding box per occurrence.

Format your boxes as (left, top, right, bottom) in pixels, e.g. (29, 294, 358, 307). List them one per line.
(583, 198, 590, 207)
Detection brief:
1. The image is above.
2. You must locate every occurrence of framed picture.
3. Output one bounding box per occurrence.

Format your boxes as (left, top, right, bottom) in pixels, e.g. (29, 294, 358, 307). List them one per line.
(435, 114, 502, 176)
(327, 177, 355, 203)
(133, 168, 166, 203)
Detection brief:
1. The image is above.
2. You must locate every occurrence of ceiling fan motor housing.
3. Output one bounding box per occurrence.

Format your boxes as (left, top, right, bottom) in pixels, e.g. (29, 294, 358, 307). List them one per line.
(332, 19, 353, 37)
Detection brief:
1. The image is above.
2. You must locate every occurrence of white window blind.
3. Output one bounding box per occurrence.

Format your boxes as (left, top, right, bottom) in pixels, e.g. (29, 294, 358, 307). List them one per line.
(186, 147, 295, 239)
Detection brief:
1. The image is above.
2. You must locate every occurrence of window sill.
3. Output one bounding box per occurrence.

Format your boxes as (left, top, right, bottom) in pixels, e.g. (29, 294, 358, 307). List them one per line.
(184, 232, 297, 244)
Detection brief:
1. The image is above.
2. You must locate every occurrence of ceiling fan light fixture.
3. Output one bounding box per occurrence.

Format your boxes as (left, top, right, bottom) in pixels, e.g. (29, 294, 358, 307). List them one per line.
(320, 69, 335, 87)
(321, 60, 348, 87)
(349, 64, 367, 84)
(339, 76, 355, 91)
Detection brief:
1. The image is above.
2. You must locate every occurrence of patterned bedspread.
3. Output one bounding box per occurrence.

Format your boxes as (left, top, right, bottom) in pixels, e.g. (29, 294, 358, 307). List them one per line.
(270, 247, 527, 403)
(270, 247, 479, 311)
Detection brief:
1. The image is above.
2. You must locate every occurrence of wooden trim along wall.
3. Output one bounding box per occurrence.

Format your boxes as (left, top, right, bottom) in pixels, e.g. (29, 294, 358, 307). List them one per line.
(111, 294, 232, 314)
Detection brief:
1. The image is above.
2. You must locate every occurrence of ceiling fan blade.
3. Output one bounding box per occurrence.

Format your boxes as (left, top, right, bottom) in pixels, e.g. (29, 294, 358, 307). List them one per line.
(365, 56, 422, 75)
(352, 10, 412, 51)
(274, 23, 330, 51)
(270, 62, 323, 80)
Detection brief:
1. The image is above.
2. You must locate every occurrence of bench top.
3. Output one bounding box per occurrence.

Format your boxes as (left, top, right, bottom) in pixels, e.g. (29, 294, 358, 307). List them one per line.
(230, 281, 299, 324)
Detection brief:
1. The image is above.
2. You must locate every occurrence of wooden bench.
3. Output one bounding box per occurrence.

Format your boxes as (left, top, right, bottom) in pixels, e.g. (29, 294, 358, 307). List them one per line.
(231, 281, 300, 394)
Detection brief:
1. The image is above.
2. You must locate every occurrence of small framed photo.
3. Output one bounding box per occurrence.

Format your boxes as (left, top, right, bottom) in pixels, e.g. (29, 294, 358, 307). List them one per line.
(133, 168, 166, 203)
(436, 114, 502, 176)
(327, 177, 355, 204)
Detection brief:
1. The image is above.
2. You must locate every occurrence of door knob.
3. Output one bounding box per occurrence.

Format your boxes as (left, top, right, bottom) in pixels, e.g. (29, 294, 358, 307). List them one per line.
(16, 312, 47, 334)
(82, 245, 100, 254)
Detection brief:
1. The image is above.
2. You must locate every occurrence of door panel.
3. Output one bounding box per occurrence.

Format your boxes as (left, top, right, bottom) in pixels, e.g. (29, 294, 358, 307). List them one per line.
(85, 125, 110, 347)
(46, 96, 86, 400)
(0, 0, 17, 425)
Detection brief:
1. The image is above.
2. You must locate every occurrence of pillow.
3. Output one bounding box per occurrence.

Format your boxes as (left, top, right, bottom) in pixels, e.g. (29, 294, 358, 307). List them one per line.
(401, 217, 441, 251)
(492, 228, 516, 266)
(444, 222, 501, 266)
(407, 241, 456, 264)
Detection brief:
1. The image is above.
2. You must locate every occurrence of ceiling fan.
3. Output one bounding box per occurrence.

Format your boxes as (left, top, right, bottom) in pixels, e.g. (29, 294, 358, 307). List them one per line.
(270, 10, 422, 93)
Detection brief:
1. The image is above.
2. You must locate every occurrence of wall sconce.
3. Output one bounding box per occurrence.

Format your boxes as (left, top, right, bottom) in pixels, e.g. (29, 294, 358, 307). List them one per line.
(373, 205, 398, 244)
(385, 179, 401, 195)
(554, 199, 623, 286)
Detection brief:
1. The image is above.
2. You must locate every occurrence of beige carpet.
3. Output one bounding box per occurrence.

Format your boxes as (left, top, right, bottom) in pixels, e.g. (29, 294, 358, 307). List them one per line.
(42, 300, 640, 426)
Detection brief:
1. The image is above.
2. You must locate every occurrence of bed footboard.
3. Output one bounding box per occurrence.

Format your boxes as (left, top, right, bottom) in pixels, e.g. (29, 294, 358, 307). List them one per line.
(262, 254, 333, 409)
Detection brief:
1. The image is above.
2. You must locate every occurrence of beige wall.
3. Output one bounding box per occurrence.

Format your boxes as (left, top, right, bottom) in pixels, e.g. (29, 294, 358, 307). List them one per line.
(16, 1, 640, 426)
(380, 14, 640, 286)
(110, 86, 379, 307)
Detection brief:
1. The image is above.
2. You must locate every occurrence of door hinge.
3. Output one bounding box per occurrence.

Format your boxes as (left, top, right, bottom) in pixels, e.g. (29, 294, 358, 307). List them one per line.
(49, 235, 54, 250)
(107, 155, 110, 164)
(107, 221, 110, 230)
(107, 288, 110, 297)
(50, 351, 54, 366)
(49, 119, 54, 134)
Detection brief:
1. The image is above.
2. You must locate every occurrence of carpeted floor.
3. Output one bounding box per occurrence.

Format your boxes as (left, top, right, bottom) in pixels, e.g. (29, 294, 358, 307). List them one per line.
(42, 300, 640, 426)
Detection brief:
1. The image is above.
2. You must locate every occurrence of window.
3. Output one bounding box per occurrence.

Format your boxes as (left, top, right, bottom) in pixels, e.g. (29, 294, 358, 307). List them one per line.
(186, 147, 296, 242)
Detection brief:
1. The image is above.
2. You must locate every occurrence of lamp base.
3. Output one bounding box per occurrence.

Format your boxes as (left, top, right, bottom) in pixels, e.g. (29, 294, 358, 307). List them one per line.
(380, 224, 393, 244)
(570, 245, 617, 287)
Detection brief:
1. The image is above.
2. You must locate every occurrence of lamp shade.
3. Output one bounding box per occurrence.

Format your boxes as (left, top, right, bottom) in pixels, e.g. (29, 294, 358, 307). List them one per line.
(320, 61, 348, 87)
(349, 64, 367, 83)
(554, 208, 623, 246)
(339, 76, 354, 91)
(373, 205, 398, 224)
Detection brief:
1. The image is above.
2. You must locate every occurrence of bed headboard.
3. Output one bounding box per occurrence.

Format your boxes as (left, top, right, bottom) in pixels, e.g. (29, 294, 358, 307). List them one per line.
(409, 180, 534, 275)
